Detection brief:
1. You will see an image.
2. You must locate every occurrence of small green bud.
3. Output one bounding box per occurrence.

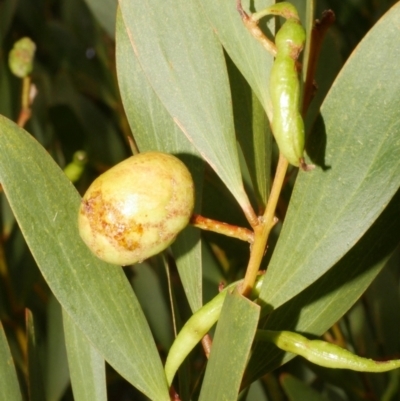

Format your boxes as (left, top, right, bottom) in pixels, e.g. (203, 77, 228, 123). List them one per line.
(78, 152, 195, 266)
(64, 151, 88, 183)
(8, 37, 36, 78)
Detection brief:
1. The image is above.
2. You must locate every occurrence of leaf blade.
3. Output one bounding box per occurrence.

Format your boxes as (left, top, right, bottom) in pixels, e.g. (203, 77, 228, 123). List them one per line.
(198, 291, 260, 401)
(0, 322, 23, 401)
(63, 310, 108, 401)
(118, 0, 253, 217)
(116, 9, 204, 311)
(0, 116, 170, 401)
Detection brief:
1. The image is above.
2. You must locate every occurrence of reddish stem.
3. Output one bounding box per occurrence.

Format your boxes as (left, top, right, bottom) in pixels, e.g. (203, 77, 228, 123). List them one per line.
(190, 214, 254, 243)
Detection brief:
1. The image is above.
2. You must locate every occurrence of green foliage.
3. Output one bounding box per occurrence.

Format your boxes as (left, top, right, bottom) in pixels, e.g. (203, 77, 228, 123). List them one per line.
(0, 1, 399, 400)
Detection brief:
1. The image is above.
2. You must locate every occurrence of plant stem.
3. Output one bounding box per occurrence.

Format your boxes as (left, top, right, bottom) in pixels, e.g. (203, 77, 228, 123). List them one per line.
(236, 0, 277, 56)
(190, 214, 254, 243)
(201, 334, 212, 358)
(240, 154, 288, 296)
(302, 10, 336, 115)
(17, 76, 33, 128)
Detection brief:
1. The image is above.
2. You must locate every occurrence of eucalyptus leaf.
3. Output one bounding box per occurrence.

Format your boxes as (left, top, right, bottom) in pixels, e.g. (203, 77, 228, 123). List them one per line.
(228, 56, 271, 209)
(63, 311, 107, 401)
(26, 310, 46, 401)
(0, 322, 23, 401)
(118, 0, 254, 220)
(45, 296, 69, 401)
(198, 291, 260, 401)
(83, 0, 117, 38)
(199, 0, 274, 119)
(0, 116, 169, 401)
(281, 374, 329, 401)
(116, 9, 204, 311)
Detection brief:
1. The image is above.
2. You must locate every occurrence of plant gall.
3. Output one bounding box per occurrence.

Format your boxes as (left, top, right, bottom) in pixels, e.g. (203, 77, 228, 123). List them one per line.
(78, 152, 194, 265)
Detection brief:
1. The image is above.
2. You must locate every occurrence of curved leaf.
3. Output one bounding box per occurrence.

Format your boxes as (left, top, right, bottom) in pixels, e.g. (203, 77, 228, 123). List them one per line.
(199, 0, 274, 119)
(118, 0, 254, 219)
(260, 4, 400, 310)
(198, 291, 260, 401)
(228, 57, 271, 209)
(26, 310, 46, 401)
(116, 9, 204, 311)
(0, 322, 23, 401)
(281, 374, 329, 401)
(0, 116, 169, 401)
(84, 0, 117, 38)
(45, 296, 69, 401)
(63, 311, 107, 401)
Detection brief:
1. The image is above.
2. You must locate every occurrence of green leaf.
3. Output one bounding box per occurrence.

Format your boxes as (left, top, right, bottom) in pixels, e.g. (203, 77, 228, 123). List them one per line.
(130, 263, 173, 351)
(227, 56, 271, 209)
(198, 291, 260, 401)
(199, 0, 285, 209)
(200, 0, 274, 119)
(118, 0, 254, 218)
(0, 322, 23, 401)
(244, 188, 400, 386)
(116, 9, 204, 311)
(243, 380, 270, 401)
(83, 0, 117, 38)
(63, 310, 107, 401)
(281, 373, 329, 401)
(26, 310, 46, 401)
(45, 296, 70, 401)
(259, 4, 400, 310)
(0, 115, 169, 401)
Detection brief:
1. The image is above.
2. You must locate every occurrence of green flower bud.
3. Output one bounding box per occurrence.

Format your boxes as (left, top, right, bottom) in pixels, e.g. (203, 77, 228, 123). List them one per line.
(64, 151, 88, 183)
(8, 37, 36, 78)
(78, 152, 195, 266)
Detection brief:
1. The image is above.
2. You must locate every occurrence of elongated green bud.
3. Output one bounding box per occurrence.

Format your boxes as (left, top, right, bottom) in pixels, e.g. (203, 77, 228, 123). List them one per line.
(9, 37, 36, 78)
(239, 1, 313, 170)
(257, 330, 400, 372)
(267, 7, 307, 168)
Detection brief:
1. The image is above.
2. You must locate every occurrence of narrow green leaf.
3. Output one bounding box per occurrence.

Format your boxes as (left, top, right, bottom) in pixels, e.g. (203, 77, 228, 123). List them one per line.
(26, 310, 46, 401)
(63, 310, 107, 401)
(260, 4, 400, 310)
(118, 0, 254, 218)
(199, 0, 274, 119)
(0, 116, 169, 401)
(227, 56, 271, 209)
(116, 9, 203, 311)
(244, 188, 400, 385)
(131, 263, 173, 351)
(281, 373, 329, 401)
(243, 380, 269, 401)
(198, 291, 260, 401)
(45, 296, 70, 401)
(0, 322, 23, 401)
(83, 0, 117, 38)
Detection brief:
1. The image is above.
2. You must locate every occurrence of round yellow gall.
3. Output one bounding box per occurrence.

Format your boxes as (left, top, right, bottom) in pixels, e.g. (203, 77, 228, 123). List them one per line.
(78, 152, 194, 265)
